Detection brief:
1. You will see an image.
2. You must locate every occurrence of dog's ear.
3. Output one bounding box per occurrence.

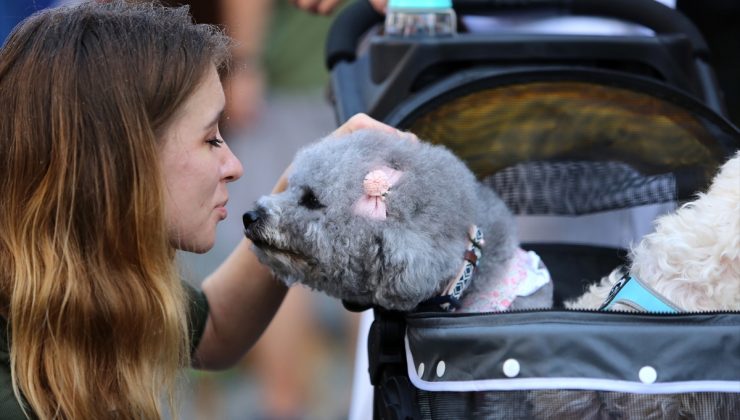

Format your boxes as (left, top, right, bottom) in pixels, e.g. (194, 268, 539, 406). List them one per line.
(371, 230, 450, 311)
(352, 166, 404, 220)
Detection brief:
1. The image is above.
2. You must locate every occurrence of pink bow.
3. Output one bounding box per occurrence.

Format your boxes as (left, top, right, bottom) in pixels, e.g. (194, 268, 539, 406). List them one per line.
(353, 166, 403, 220)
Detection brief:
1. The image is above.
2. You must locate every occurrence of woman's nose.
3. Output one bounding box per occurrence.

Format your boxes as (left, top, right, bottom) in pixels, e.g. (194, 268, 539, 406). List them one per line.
(222, 145, 244, 182)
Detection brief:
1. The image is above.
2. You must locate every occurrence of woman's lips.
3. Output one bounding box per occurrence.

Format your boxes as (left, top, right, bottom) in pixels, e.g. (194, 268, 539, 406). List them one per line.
(215, 204, 228, 220)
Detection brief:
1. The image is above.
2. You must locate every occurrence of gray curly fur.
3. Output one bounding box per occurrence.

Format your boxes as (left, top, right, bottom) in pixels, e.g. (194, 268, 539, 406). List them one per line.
(245, 129, 547, 311)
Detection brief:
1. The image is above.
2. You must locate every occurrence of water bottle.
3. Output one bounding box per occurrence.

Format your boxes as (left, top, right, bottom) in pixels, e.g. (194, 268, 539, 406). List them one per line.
(384, 0, 457, 37)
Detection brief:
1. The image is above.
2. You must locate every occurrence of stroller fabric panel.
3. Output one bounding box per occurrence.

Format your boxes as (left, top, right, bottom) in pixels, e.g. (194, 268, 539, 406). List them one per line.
(405, 311, 740, 420)
(405, 311, 740, 391)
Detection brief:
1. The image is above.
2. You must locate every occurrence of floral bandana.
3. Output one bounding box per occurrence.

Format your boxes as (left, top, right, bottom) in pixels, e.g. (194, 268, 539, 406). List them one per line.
(458, 248, 551, 312)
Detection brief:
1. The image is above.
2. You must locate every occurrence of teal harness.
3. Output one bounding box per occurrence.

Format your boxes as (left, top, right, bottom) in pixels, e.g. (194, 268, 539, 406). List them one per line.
(600, 273, 680, 313)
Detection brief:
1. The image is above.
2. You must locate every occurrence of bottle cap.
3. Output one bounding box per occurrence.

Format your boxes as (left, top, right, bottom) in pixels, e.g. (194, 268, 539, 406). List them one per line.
(388, 0, 453, 9)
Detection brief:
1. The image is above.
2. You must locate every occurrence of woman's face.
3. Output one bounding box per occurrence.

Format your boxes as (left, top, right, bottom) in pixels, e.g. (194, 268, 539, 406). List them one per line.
(160, 66, 243, 253)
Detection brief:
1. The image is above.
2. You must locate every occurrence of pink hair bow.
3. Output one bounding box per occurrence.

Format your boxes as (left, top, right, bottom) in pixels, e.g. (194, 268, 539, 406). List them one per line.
(353, 166, 403, 220)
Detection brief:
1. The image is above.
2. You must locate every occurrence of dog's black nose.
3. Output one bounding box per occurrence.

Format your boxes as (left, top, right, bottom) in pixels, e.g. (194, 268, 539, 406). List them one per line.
(243, 210, 261, 229)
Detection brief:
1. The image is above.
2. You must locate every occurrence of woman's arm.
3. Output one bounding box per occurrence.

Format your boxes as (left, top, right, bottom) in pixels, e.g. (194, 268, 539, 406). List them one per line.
(193, 237, 286, 369)
(192, 114, 403, 369)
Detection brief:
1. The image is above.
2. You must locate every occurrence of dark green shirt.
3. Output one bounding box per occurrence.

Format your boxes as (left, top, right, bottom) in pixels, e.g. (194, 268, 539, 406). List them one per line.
(0, 283, 209, 419)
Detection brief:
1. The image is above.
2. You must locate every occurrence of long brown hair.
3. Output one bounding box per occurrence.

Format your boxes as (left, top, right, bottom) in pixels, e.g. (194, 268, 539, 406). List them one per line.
(0, 1, 229, 418)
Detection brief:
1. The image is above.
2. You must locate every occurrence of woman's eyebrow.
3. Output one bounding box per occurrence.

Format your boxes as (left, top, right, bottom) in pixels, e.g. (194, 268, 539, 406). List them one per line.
(203, 109, 224, 131)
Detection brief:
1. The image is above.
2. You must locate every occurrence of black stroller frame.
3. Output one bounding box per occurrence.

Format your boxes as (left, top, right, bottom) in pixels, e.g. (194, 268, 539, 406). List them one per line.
(326, 1, 740, 419)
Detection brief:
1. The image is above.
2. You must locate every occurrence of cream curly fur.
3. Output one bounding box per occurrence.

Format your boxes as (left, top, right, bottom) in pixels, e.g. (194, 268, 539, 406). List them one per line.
(567, 151, 740, 312)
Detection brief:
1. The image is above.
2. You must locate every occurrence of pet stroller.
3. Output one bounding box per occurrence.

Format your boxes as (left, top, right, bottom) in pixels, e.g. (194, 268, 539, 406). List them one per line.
(325, 0, 740, 418)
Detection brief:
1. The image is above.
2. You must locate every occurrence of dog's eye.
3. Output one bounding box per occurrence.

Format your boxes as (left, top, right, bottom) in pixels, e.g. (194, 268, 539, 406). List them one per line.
(299, 187, 324, 210)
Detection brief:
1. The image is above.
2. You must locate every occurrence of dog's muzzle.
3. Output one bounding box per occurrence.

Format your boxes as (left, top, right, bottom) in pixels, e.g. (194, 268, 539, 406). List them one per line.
(243, 207, 267, 240)
(243, 209, 261, 228)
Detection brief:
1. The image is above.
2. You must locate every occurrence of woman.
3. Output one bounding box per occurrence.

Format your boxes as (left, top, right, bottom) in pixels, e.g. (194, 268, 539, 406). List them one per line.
(0, 1, 399, 418)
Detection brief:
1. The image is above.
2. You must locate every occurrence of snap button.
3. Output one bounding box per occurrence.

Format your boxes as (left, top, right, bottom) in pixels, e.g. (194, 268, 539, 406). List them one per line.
(436, 361, 446, 378)
(639, 366, 657, 384)
(417, 363, 425, 377)
(503, 358, 520, 378)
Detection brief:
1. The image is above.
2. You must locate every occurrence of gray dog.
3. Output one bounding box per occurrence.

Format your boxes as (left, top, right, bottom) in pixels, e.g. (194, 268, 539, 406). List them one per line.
(243, 129, 552, 313)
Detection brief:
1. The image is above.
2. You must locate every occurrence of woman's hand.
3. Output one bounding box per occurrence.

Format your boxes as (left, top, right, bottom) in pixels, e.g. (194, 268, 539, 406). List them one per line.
(291, 0, 388, 15)
(289, 0, 344, 15)
(330, 113, 418, 144)
(329, 112, 404, 138)
(271, 113, 415, 194)
(368, 0, 388, 14)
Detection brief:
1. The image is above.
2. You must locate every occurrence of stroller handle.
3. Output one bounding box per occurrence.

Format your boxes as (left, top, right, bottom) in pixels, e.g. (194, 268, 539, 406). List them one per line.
(326, 0, 710, 70)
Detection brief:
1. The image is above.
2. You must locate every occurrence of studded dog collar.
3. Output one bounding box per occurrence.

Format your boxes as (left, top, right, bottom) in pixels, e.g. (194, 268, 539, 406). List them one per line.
(420, 225, 484, 312)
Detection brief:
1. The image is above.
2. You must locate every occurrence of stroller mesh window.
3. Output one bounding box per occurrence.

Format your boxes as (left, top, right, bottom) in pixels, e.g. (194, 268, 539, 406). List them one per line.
(403, 81, 727, 185)
(416, 390, 740, 420)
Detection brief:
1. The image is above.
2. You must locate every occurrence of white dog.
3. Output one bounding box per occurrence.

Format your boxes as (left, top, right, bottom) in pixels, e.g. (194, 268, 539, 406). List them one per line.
(567, 151, 740, 313)
(534, 151, 740, 419)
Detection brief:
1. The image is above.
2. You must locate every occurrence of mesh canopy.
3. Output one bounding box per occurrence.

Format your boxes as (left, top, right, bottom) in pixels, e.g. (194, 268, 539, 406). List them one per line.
(405, 81, 728, 177)
(397, 82, 729, 203)
(482, 160, 676, 215)
(416, 390, 739, 420)
(395, 79, 738, 214)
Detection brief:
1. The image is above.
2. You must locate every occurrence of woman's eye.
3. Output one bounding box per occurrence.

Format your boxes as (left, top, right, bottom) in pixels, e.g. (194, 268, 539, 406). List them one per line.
(206, 138, 224, 147)
(299, 187, 324, 210)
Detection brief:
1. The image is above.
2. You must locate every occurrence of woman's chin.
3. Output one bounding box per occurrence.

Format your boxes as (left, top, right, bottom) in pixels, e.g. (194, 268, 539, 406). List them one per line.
(171, 236, 215, 254)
